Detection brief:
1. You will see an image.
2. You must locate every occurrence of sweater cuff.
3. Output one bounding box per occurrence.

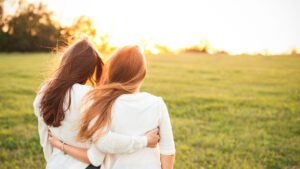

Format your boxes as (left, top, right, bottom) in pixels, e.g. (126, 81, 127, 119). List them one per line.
(87, 144, 105, 167)
(138, 136, 148, 147)
(159, 144, 176, 155)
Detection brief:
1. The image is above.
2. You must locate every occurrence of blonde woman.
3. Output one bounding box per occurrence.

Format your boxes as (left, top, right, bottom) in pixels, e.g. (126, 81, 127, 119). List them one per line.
(49, 45, 176, 169)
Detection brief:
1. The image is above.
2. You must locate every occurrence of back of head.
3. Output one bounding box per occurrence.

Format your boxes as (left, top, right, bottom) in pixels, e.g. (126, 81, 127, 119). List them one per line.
(40, 38, 103, 127)
(103, 45, 146, 87)
(78, 45, 146, 141)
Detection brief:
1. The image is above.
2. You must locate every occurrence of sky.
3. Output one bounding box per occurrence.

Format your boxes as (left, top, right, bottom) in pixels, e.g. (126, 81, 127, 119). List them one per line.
(3, 0, 300, 54)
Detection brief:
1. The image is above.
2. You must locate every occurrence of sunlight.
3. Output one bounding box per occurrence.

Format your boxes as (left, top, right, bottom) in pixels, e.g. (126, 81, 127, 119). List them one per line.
(149, 47, 159, 55)
(10, 0, 300, 55)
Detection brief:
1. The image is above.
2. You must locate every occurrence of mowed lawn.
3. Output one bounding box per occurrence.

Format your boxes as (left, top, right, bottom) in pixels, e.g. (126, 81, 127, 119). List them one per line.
(0, 53, 299, 169)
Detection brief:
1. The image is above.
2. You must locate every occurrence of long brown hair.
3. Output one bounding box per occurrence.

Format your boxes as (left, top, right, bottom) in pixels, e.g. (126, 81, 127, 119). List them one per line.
(40, 38, 104, 127)
(77, 45, 146, 141)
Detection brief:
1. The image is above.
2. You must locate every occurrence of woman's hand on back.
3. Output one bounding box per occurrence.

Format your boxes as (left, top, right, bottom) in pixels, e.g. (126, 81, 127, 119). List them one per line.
(146, 128, 160, 148)
(48, 130, 63, 149)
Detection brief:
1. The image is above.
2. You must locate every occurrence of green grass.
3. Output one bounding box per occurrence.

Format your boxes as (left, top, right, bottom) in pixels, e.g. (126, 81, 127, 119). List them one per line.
(0, 53, 299, 169)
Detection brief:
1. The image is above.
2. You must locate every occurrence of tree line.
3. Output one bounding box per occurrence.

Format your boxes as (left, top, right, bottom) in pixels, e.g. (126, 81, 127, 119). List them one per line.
(0, 1, 114, 52)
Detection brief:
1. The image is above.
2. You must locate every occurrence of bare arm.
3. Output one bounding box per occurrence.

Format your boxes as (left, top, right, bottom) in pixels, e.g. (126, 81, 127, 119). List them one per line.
(161, 154, 175, 169)
(48, 128, 160, 165)
(48, 131, 91, 163)
(63, 144, 90, 164)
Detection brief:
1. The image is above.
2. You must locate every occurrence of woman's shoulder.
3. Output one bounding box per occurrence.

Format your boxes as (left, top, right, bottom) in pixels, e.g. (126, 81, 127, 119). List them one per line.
(33, 82, 49, 117)
(70, 83, 93, 99)
(143, 92, 169, 108)
(72, 83, 93, 91)
(141, 92, 162, 100)
(115, 92, 162, 106)
(142, 93, 169, 119)
(139, 92, 166, 106)
(37, 81, 49, 93)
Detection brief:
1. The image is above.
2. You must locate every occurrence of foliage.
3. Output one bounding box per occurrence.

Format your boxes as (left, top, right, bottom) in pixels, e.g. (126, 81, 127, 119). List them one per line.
(0, 1, 115, 53)
(0, 1, 60, 52)
(0, 53, 299, 169)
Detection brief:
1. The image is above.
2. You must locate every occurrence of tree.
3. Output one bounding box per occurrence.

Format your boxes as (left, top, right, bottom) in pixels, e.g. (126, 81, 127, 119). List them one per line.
(60, 15, 96, 44)
(0, 1, 116, 53)
(61, 15, 116, 53)
(0, 1, 60, 52)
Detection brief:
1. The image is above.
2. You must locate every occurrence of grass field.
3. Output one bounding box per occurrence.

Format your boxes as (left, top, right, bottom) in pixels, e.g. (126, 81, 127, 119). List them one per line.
(0, 53, 299, 169)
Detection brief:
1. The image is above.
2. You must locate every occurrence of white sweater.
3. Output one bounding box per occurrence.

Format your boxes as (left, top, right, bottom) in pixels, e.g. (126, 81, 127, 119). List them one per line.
(90, 92, 176, 169)
(33, 84, 147, 169)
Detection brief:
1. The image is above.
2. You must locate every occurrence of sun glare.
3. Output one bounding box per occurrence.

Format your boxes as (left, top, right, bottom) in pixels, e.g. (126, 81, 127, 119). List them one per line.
(149, 47, 159, 55)
(6, 0, 300, 55)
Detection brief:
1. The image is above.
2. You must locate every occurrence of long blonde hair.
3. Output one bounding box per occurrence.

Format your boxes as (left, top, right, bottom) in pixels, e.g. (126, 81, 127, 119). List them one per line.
(77, 45, 146, 141)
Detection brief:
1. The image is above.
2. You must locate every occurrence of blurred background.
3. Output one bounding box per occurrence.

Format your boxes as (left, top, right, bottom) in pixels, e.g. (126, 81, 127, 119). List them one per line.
(1, 0, 300, 54)
(0, 0, 299, 169)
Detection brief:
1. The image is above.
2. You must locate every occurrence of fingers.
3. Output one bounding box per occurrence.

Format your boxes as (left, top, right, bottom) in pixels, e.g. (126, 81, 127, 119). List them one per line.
(155, 135, 160, 143)
(148, 144, 157, 148)
(152, 128, 159, 134)
(48, 130, 53, 137)
(148, 127, 159, 133)
(146, 129, 154, 134)
(152, 131, 160, 143)
(146, 127, 161, 148)
(149, 135, 160, 148)
(147, 128, 159, 135)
